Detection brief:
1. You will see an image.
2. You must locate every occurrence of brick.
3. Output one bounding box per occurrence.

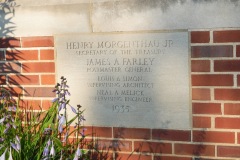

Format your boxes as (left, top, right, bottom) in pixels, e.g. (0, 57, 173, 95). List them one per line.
(152, 129, 191, 141)
(174, 143, 215, 157)
(195, 158, 231, 160)
(224, 103, 240, 115)
(237, 133, 240, 144)
(134, 141, 172, 154)
(217, 146, 240, 158)
(237, 75, 240, 86)
(193, 130, 235, 143)
(215, 60, 240, 72)
(113, 127, 150, 139)
(6, 87, 23, 97)
(19, 99, 41, 110)
(191, 46, 233, 58)
(215, 117, 240, 129)
(40, 49, 54, 60)
(89, 151, 113, 160)
(192, 88, 211, 101)
(193, 116, 211, 128)
(0, 50, 5, 60)
(154, 156, 192, 160)
(115, 153, 152, 160)
(0, 37, 21, 48)
(20, 111, 42, 122)
(6, 49, 38, 60)
(24, 87, 55, 97)
(215, 89, 240, 101)
(42, 100, 53, 110)
(22, 62, 55, 73)
(237, 45, 240, 57)
(82, 139, 94, 149)
(94, 139, 132, 152)
(41, 75, 55, 85)
(0, 75, 6, 85)
(192, 74, 233, 86)
(21, 36, 54, 47)
(191, 60, 210, 72)
(214, 30, 240, 43)
(0, 62, 21, 73)
(191, 31, 210, 43)
(192, 103, 221, 115)
(8, 75, 39, 85)
(84, 126, 112, 138)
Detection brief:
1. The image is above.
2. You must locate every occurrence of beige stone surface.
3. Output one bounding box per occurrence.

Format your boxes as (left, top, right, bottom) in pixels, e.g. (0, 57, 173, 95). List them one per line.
(91, 0, 240, 32)
(4, 0, 240, 36)
(13, 3, 91, 36)
(55, 31, 191, 129)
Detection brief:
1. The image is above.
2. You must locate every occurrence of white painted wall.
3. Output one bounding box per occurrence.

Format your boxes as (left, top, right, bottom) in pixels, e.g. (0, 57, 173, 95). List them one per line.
(2, 0, 240, 36)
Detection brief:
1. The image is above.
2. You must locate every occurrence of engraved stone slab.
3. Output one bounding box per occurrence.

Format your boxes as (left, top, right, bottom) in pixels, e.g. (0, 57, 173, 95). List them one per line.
(55, 31, 191, 129)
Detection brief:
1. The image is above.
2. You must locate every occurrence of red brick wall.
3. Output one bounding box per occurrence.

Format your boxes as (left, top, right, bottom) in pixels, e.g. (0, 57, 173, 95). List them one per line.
(1, 29, 240, 159)
(0, 36, 55, 110)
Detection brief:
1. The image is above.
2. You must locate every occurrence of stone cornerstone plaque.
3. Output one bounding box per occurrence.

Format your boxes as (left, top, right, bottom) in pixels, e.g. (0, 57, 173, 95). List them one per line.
(55, 31, 191, 129)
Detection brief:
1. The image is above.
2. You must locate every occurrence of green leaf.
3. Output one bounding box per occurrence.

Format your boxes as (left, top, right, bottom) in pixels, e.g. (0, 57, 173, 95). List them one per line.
(52, 137, 63, 149)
